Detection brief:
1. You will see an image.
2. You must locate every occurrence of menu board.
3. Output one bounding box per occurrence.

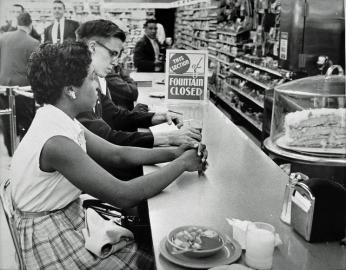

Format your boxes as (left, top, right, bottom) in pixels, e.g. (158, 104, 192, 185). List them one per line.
(165, 49, 208, 103)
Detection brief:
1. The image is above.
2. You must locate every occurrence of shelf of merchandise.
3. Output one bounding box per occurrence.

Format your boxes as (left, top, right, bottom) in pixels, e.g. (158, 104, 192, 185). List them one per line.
(186, 18, 211, 21)
(216, 58, 232, 66)
(181, 41, 199, 50)
(216, 29, 250, 36)
(194, 36, 210, 42)
(194, 27, 211, 31)
(174, 1, 268, 138)
(174, 1, 217, 55)
(209, 89, 262, 132)
(228, 69, 271, 90)
(235, 58, 284, 77)
(215, 49, 239, 59)
(224, 82, 264, 108)
(218, 40, 240, 46)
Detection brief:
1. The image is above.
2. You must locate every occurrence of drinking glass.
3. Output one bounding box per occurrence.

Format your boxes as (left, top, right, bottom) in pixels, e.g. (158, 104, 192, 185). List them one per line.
(184, 119, 203, 133)
(245, 222, 275, 270)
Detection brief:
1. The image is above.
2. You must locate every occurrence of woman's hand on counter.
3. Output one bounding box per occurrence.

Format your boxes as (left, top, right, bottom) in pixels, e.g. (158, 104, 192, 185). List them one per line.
(174, 143, 208, 173)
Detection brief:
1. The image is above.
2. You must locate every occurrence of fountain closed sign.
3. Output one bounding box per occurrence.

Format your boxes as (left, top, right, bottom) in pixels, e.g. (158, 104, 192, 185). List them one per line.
(165, 50, 208, 102)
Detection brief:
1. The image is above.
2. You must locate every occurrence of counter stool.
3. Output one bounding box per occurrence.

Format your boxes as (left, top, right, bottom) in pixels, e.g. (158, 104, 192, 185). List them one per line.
(0, 179, 25, 270)
(0, 87, 18, 156)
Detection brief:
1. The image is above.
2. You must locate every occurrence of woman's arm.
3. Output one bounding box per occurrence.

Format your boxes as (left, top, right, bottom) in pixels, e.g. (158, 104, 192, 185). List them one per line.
(40, 135, 203, 208)
(82, 125, 197, 168)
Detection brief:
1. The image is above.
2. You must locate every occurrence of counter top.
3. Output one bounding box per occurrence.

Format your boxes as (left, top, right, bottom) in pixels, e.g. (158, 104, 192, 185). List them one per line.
(133, 72, 346, 270)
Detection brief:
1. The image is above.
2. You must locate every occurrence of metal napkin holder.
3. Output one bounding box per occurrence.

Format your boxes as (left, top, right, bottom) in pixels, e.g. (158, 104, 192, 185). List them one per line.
(291, 179, 346, 242)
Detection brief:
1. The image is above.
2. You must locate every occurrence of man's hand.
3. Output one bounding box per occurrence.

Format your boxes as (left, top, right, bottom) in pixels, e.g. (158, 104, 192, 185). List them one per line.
(151, 111, 183, 126)
(132, 103, 149, 113)
(168, 127, 202, 146)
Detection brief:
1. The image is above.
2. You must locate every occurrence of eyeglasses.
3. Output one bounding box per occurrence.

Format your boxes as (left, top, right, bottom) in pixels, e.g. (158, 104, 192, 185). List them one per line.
(95, 40, 122, 58)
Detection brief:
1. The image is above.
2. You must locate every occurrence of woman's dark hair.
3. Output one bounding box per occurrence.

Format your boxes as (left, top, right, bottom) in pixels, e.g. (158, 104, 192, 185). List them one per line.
(76, 19, 126, 42)
(28, 41, 92, 105)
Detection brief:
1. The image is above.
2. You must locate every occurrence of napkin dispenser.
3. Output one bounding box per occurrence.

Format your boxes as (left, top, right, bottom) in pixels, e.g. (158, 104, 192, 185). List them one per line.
(291, 178, 346, 242)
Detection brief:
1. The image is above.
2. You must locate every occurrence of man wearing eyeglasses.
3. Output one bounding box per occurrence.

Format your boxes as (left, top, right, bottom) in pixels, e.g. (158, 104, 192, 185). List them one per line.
(43, 0, 79, 44)
(76, 20, 201, 180)
(134, 19, 164, 72)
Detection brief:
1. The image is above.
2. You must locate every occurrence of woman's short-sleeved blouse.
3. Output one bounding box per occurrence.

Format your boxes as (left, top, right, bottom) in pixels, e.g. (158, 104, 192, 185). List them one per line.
(11, 105, 86, 212)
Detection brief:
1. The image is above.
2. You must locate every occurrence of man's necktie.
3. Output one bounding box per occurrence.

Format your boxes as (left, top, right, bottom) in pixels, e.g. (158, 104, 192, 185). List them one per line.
(57, 21, 61, 44)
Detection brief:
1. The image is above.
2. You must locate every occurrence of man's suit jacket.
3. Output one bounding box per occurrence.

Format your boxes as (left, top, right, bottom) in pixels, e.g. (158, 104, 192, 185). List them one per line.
(77, 89, 155, 180)
(0, 23, 41, 41)
(106, 66, 138, 110)
(134, 35, 161, 72)
(0, 29, 39, 144)
(0, 29, 39, 85)
(43, 19, 79, 43)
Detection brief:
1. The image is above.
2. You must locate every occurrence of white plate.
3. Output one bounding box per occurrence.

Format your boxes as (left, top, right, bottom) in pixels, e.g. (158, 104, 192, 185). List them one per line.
(276, 136, 346, 156)
(159, 237, 242, 269)
(210, 264, 252, 270)
(149, 91, 165, 98)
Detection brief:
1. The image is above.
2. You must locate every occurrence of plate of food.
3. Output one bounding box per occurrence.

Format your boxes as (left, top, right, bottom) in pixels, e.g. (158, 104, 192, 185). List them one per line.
(167, 226, 225, 258)
(159, 227, 242, 269)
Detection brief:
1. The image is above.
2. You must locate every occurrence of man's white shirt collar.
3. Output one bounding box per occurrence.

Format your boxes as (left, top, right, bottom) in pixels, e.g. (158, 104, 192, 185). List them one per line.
(98, 76, 107, 96)
(52, 17, 65, 44)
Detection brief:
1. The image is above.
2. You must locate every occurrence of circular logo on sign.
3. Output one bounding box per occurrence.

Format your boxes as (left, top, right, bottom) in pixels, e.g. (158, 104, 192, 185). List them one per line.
(170, 53, 190, 74)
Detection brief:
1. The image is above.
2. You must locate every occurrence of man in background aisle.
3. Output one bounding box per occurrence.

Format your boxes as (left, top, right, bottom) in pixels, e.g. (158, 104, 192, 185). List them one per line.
(44, 0, 79, 44)
(134, 19, 164, 72)
(0, 3, 41, 41)
(0, 12, 40, 156)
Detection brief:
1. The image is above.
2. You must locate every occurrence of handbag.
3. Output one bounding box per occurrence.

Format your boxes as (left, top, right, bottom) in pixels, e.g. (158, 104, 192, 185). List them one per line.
(82, 199, 152, 244)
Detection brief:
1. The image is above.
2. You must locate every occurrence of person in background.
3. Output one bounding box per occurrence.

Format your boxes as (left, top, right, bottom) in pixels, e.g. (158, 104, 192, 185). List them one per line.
(0, 12, 40, 156)
(156, 22, 166, 45)
(10, 41, 207, 269)
(106, 53, 139, 111)
(44, 0, 79, 44)
(0, 3, 41, 41)
(76, 19, 202, 180)
(134, 19, 163, 72)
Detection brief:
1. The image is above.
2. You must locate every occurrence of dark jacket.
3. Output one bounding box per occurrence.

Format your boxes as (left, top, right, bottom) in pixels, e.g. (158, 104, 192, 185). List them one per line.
(77, 89, 155, 180)
(0, 29, 39, 153)
(0, 29, 39, 86)
(43, 19, 79, 43)
(77, 89, 154, 147)
(0, 23, 41, 41)
(106, 66, 138, 110)
(134, 35, 162, 72)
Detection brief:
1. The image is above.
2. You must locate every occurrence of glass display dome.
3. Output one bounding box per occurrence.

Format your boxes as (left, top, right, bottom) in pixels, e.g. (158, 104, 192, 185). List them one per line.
(270, 65, 346, 156)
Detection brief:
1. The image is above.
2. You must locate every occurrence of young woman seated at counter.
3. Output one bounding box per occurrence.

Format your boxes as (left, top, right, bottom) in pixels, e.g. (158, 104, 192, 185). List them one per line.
(10, 41, 208, 270)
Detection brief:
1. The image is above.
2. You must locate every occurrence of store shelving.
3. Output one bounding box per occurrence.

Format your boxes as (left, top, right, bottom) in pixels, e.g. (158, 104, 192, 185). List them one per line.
(216, 29, 249, 37)
(216, 49, 240, 59)
(174, 1, 218, 56)
(194, 36, 210, 42)
(235, 58, 284, 77)
(210, 89, 262, 131)
(229, 69, 271, 90)
(225, 82, 264, 108)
